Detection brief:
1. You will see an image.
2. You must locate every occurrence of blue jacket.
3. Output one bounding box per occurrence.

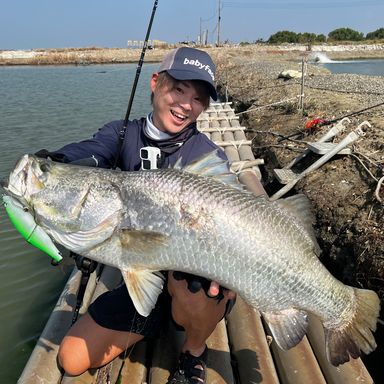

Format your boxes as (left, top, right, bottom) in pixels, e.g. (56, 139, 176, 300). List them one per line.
(51, 118, 226, 170)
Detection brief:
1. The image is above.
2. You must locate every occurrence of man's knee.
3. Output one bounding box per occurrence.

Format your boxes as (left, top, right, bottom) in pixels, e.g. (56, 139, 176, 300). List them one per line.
(58, 338, 90, 376)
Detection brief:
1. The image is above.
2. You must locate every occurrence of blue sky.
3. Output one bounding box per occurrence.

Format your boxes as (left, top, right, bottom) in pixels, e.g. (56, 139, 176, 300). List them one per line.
(1, 0, 383, 50)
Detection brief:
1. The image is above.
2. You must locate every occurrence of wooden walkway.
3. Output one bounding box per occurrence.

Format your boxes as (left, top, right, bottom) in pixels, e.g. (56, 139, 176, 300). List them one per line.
(18, 103, 374, 384)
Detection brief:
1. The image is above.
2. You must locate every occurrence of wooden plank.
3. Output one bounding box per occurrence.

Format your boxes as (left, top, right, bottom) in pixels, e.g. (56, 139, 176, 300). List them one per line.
(199, 126, 246, 133)
(119, 341, 148, 384)
(227, 298, 279, 384)
(238, 169, 264, 196)
(269, 335, 326, 384)
(18, 268, 95, 384)
(306, 314, 374, 384)
(212, 140, 253, 147)
(149, 324, 185, 383)
(206, 320, 235, 383)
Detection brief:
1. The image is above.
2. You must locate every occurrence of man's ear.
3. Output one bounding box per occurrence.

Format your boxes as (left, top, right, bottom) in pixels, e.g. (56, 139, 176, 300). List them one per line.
(150, 73, 159, 92)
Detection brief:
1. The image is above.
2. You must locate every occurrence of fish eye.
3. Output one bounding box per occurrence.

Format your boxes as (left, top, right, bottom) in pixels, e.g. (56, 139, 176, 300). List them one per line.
(40, 162, 50, 172)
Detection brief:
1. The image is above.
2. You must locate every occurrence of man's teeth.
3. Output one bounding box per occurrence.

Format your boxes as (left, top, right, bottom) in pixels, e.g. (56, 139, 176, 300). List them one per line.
(171, 110, 186, 120)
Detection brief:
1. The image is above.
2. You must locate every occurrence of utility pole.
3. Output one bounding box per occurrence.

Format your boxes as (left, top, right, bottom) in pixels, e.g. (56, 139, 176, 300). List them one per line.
(199, 17, 202, 45)
(298, 58, 306, 112)
(216, 0, 221, 47)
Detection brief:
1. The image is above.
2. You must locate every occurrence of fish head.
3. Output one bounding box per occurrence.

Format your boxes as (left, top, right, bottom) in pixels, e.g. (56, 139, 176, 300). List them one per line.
(3, 154, 77, 227)
(3, 155, 123, 249)
(3, 154, 47, 205)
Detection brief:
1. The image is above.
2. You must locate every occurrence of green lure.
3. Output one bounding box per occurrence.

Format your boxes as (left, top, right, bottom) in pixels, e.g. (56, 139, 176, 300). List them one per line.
(2, 195, 62, 263)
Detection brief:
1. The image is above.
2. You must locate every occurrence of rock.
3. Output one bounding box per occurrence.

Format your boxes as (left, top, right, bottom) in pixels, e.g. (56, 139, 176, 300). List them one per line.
(278, 69, 302, 79)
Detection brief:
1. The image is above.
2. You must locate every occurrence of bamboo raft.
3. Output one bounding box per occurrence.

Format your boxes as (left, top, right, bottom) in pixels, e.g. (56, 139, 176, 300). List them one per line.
(18, 102, 374, 384)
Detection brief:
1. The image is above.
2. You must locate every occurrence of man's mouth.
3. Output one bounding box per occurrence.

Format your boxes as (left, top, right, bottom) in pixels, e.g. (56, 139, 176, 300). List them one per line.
(171, 109, 187, 122)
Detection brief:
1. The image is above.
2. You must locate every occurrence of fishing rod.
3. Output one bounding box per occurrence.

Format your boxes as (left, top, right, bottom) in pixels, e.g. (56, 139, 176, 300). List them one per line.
(275, 100, 384, 142)
(124, 0, 158, 126)
(305, 100, 384, 130)
(69, 1, 159, 324)
(113, 0, 159, 169)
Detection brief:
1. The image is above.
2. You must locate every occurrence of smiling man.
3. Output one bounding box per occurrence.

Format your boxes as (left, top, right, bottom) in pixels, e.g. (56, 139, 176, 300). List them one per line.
(36, 47, 236, 384)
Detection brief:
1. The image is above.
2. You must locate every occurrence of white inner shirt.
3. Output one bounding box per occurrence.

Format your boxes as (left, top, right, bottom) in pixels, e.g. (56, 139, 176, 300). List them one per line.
(145, 113, 173, 141)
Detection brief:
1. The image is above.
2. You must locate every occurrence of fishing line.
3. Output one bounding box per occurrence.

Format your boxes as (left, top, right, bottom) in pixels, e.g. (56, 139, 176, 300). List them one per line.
(112, 0, 159, 170)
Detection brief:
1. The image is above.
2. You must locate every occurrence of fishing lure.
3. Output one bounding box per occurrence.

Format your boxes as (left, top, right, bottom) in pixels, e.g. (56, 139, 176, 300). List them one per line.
(2, 195, 62, 263)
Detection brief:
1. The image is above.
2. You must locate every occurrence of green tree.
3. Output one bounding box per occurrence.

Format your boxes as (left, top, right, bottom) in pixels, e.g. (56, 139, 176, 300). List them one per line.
(328, 28, 364, 41)
(366, 28, 384, 40)
(297, 32, 317, 44)
(268, 30, 299, 44)
(315, 34, 327, 42)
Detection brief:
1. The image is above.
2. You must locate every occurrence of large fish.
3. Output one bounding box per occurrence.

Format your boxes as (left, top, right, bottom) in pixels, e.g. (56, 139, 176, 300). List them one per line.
(1, 153, 380, 366)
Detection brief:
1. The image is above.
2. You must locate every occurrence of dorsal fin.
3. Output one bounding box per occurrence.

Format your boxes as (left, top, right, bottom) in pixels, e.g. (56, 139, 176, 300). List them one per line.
(276, 194, 321, 257)
(174, 150, 243, 190)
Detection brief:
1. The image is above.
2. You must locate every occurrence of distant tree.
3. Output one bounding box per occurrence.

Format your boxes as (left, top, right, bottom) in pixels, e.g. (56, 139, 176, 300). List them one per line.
(297, 32, 317, 44)
(315, 34, 327, 43)
(328, 28, 364, 41)
(268, 30, 298, 44)
(366, 28, 384, 40)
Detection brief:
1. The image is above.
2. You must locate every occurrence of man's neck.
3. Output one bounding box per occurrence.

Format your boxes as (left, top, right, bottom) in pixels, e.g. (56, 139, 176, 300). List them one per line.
(145, 113, 173, 141)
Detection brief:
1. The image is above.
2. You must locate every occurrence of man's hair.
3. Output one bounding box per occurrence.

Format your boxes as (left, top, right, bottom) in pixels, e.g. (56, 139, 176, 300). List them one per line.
(151, 72, 210, 110)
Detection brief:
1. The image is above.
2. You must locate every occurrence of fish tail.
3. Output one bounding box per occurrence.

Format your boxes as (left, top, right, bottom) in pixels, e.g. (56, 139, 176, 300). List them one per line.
(325, 288, 380, 366)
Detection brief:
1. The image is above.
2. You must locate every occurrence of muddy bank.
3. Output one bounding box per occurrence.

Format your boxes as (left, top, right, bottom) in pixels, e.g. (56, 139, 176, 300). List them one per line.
(214, 49, 383, 378)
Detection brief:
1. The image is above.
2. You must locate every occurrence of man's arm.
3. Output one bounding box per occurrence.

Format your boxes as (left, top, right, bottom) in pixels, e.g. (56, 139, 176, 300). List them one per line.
(35, 120, 124, 168)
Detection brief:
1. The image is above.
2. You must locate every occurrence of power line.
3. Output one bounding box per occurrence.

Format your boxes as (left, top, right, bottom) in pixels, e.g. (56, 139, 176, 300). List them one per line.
(222, 1, 383, 9)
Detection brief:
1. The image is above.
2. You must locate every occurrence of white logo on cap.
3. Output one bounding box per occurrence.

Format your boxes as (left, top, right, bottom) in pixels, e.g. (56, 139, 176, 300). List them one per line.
(183, 58, 215, 81)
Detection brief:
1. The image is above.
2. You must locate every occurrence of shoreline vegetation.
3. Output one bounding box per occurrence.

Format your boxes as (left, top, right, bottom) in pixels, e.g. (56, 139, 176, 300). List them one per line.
(1, 43, 384, 66)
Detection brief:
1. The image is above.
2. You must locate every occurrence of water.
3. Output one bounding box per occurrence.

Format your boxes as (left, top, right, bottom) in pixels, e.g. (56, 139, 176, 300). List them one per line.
(310, 53, 384, 76)
(0, 63, 155, 383)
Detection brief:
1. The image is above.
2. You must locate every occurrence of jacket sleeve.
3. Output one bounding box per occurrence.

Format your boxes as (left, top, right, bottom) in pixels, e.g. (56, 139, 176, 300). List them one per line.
(35, 120, 124, 168)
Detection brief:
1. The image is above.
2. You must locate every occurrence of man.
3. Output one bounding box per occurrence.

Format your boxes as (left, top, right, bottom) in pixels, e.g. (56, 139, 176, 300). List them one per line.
(41, 47, 235, 384)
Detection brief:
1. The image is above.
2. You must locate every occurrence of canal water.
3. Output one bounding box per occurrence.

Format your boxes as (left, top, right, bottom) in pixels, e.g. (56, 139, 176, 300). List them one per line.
(312, 52, 384, 76)
(0, 63, 155, 383)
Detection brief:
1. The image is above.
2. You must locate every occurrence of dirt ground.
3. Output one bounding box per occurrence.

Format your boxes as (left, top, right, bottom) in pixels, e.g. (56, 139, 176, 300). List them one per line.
(214, 48, 384, 378)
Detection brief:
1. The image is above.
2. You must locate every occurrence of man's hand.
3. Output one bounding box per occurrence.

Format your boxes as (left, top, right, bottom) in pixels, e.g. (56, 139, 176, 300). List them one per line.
(208, 281, 236, 300)
(172, 272, 236, 300)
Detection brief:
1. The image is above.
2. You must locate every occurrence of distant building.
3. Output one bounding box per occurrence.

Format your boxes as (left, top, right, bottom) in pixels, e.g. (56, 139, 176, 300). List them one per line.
(127, 39, 168, 49)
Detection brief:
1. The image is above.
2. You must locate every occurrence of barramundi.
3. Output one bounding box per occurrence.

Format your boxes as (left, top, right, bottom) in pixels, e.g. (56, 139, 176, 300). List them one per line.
(1, 152, 380, 366)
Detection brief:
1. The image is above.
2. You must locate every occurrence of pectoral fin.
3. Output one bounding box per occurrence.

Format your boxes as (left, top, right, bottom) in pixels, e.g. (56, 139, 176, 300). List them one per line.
(120, 229, 168, 253)
(122, 269, 165, 317)
(262, 308, 309, 350)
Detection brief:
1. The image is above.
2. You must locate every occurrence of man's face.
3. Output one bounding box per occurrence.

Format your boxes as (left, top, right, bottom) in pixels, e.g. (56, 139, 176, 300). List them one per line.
(150, 73, 207, 135)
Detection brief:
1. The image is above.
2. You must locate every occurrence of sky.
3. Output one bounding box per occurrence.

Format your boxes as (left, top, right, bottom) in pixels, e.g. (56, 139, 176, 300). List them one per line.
(1, 0, 384, 50)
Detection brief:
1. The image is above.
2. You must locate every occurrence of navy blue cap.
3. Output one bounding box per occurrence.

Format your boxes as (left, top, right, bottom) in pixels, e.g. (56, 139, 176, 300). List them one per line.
(158, 47, 217, 101)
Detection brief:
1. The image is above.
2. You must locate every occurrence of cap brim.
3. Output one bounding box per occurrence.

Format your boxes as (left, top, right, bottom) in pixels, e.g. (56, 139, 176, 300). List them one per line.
(166, 69, 218, 101)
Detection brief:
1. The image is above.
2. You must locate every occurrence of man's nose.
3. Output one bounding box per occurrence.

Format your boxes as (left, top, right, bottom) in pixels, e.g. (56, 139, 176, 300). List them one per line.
(179, 97, 193, 111)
